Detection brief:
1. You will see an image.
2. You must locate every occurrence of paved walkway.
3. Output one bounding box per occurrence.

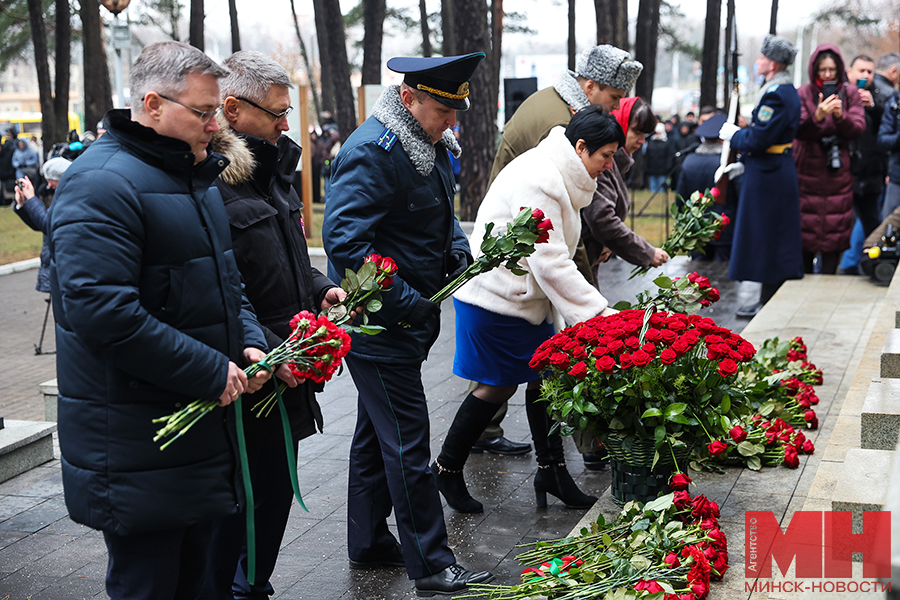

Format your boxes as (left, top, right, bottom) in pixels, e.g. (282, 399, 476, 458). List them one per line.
(0, 256, 883, 599)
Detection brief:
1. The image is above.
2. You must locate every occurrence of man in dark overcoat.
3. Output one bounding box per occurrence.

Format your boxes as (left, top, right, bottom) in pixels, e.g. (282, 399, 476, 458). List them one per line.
(322, 54, 493, 597)
(48, 42, 271, 600)
(718, 34, 804, 318)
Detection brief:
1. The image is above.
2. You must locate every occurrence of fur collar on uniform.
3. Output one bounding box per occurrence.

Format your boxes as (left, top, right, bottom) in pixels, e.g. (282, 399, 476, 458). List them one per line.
(756, 71, 793, 106)
(210, 116, 256, 186)
(553, 70, 591, 112)
(696, 140, 723, 156)
(372, 85, 461, 177)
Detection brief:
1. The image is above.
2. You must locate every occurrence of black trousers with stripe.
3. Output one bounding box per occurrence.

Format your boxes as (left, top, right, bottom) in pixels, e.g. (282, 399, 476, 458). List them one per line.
(345, 355, 455, 580)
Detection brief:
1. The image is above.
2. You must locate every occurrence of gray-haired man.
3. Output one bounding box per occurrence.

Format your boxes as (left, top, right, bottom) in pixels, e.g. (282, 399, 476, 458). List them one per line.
(199, 49, 346, 600)
(49, 41, 271, 600)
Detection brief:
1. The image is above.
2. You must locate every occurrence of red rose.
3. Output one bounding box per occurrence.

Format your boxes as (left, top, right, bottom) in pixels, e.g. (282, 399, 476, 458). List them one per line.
(619, 353, 634, 368)
(704, 334, 725, 345)
(381, 276, 393, 287)
(528, 349, 551, 370)
(606, 339, 625, 354)
(641, 342, 657, 355)
(673, 490, 692, 509)
(696, 276, 711, 289)
(717, 359, 738, 377)
(671, 338, 690, 354)
(707, 287, 720, 301)
(364, 253, 383, 264)
(631, 350, 653, 367)
(687, 272, 700, 283)
(664, 552, 681, 568)
(634, 579, 664, 593)
(667, 318, 688, 332)
(713, 230, 722, 240)
(379, 256, 398, 275)
(645, 328, 663, 342)
(707, 441, 727, 456)
(670, 473, 692, 490)
(572, 345, 588, 360)
(536, 219, 554, 243)
(692, 582, 709, 598)
(625, 336, 641, 349)
(783, 447, 799, 468)
(660, 329, 678, 344)
(531, 208, 545, 222)
(591, 346, 609, 357)
(729, 426, 747, 443)
(720, 214, 730, 227)
(596, 356, 616, 374)
(568, 361, 588, 378)
(660, 348, 678, 364)
(709, 186, 721, 199)
(802, 439, 815, 454)
(549, 352, 570, 368)
(691, 495, 721, 519)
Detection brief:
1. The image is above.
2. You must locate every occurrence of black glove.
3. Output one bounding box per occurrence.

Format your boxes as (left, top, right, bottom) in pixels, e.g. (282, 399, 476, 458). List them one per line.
(446, 249, 474, 283)
(404, 297, 440, 328)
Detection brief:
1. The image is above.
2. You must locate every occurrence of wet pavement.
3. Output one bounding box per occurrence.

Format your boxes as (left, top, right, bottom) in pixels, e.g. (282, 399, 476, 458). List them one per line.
(0, 254, 822, 599)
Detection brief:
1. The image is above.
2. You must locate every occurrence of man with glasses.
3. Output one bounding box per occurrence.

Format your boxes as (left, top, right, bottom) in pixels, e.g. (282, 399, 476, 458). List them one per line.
(48, 41, 272, 600)
(199, 50, 346, 600)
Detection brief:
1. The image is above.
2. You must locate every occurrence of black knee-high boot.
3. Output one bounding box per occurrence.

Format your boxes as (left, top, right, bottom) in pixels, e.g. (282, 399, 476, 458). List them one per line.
(525, 387, 597, 509)
(432, 392, 500, 513)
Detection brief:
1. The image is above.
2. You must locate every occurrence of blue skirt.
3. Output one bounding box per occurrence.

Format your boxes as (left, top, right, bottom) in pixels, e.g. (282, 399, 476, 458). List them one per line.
(453, 298, 555, 386)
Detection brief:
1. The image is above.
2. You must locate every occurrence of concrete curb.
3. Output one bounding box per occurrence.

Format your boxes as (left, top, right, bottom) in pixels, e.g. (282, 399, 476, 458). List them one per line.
(0, 258, 39, 276)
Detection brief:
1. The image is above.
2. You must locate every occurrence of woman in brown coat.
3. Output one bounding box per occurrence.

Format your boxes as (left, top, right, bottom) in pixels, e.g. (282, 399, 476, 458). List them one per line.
(795, 44, 865, 273)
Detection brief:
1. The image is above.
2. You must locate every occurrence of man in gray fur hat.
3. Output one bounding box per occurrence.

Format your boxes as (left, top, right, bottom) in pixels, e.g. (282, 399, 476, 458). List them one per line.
(717, 34, 804, 318)
(472, 45, 642, 462)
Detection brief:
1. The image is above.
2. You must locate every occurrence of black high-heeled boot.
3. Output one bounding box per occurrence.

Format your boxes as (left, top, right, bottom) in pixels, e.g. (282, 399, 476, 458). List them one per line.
(432, 392, 501, 513)
(525, 387, 598, 509)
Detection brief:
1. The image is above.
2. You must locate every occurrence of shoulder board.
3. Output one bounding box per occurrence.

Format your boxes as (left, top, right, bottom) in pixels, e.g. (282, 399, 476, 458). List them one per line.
(376, 127, 398, 152)
(769, 84, 779, 92)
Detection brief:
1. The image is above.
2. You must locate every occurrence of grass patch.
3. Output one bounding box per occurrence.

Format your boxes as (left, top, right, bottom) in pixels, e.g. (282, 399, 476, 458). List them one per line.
(0, 205, 43, 265)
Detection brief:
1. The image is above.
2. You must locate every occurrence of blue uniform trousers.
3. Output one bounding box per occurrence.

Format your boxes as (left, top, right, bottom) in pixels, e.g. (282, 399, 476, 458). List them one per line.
(103, 521, 214, 600)
(346, 355, 455, 580)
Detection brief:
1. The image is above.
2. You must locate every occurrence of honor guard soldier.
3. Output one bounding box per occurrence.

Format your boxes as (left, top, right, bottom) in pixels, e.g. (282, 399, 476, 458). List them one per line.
(718, 34, 804, 318)
(322, 53, 494, 597)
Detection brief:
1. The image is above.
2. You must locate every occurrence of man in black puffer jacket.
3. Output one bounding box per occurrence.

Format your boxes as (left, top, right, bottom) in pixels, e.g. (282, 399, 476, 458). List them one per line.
(200, 51, 346, 600)
(49, 42, 270, 600)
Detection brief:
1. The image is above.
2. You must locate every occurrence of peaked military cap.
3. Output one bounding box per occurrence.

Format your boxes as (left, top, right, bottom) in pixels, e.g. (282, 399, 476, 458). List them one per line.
(387, 52, 486, 110)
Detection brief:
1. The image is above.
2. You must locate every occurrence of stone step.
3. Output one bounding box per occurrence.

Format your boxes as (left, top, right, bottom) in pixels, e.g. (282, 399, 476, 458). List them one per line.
(41, 378, 57, 422)
(861, 378, 900, 450)
(0, 420, 57, 484)
(832, 448, 893, 524)
(881, 329, 900, 378)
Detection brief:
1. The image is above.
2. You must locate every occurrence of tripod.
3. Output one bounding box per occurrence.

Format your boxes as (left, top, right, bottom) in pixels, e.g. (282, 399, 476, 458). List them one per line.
(35, 296, 55, 356)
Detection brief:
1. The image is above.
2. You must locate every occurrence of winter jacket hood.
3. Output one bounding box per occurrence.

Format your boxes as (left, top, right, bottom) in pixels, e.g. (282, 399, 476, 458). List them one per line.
(807, 44, 847, 88)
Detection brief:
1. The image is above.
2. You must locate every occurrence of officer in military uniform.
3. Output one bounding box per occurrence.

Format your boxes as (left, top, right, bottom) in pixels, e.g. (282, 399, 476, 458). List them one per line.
(322, 53, 493, 597)
(717, 34, 804, 318)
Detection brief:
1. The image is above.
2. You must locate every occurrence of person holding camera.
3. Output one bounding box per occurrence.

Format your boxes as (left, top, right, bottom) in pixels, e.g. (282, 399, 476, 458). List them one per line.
(794, 44, 866, 274)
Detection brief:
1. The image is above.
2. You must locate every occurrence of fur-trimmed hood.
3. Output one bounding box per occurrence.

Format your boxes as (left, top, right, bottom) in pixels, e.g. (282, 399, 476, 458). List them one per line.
(371, 85, 461, 177)
(210, 116, 257, 186)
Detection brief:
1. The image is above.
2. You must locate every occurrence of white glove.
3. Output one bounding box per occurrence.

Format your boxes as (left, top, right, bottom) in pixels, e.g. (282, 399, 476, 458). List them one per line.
(713, 162, 745, 184)
(718, 121, 740, 142)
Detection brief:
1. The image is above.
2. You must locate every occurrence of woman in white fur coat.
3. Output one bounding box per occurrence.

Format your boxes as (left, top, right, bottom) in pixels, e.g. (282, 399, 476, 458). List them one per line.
(432, 107, 623, 513)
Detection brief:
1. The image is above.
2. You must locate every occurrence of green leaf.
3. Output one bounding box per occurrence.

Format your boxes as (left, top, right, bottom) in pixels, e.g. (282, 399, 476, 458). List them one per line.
(642, 408, 663, 419)
(737, 441, 758, 456)
(720, 395, 731, 413)
(366, 298, 383, 312)
(359, 325, 385, 335)
(747, 455, 762, 470)
(667, 414, 691, 425)
(602, 533, 613, 547)
(654, 425, 666, 445)
(643, 493, 674, 513)
(652, 450, 660, 469)
(653, 275, 673, 289)
(665, 403, 687, 417)
(630, 554, 651, 570)
(719, 415, 731, 432)
(613, 300, 634, 311)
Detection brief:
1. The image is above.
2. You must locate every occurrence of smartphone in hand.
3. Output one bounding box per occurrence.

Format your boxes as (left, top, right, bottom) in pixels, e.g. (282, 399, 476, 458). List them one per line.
(822, 81, 838, 99)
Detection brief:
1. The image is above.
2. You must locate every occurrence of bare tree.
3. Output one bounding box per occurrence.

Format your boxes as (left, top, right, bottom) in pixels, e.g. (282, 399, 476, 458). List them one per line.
(488, 0, 502, 107)
(453, 0, 492, 220)
(419, 0, 432, 56)
(362, 0, 385, 83)
(82, 0, 112, 136)
(699, 0, 720, 108)
(53, 0, 70, 142)
(567, 0, 575, 70)
(723, 0, 735, 109)
(312, 3, 334, 114)
(441, 0, 455, 55)
(228, 0, 240, 52)
(189, 0, 203, 50)
(769, 0, 778, 34)
(312, 0, 356, 142)
(289, 0, 323, 121)
(634, 0, 661, 103)
(25, 0, 56, 145)
(594, 0, 628, 48)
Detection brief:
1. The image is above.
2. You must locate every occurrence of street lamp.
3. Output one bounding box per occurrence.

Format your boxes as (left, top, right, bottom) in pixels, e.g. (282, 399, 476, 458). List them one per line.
(100, 0, 131, 108)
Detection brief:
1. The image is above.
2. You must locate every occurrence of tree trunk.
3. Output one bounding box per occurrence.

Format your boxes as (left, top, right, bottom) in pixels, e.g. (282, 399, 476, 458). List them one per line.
(228, 0, 240, 52)
(290, 0, 323, 122)
(53, 0, 70, 146)
(634, 0, 661, 104)
(568, 0, 575, 71)
(312, 0, 334, 114)
(723, 0, 734, 109)
(699, 0, 720, 109)
(81, 0, 112, 137)
(189, 0, 203, 50)
(25, 0, 56, 147)
(489, 0, 502, 113)
(453, 0, 492, 220)
(419, 0, 431, 56)
(769, 0, 778, 35)
(441, 0, 455, 55)
(596, 0, 628, 49)
(361, 0, 385, 84)
(613, 0, 627, 49)
(313, 0, 355, 142)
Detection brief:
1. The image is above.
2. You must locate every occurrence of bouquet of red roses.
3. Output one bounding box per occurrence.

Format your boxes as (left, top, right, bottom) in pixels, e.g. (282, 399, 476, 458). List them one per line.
(531, 309, 756, 464)
(614, 272, 721, 315)
(321, 253, 396, 333)
(630, 189, 729, 279)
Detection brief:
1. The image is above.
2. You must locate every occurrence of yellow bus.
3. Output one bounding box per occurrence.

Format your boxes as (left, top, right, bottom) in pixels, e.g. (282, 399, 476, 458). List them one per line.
(0, 112, 82, 144)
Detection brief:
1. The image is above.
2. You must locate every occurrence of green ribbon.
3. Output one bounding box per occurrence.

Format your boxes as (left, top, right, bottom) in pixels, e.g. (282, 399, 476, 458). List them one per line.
(234, 395, 256, 585)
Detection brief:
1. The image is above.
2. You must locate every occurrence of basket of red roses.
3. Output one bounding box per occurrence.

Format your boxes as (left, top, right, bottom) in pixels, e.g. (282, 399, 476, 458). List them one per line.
(531, 308, 756, 504)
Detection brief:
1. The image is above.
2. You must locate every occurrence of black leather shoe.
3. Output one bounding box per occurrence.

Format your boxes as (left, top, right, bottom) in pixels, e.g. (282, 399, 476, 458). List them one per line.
(735, 302, 764, 319)
(349, 543, 405, 570)
(470, 436, 531, 455)
(582, 450, 609, 471)
(415, 563, 494, 597)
